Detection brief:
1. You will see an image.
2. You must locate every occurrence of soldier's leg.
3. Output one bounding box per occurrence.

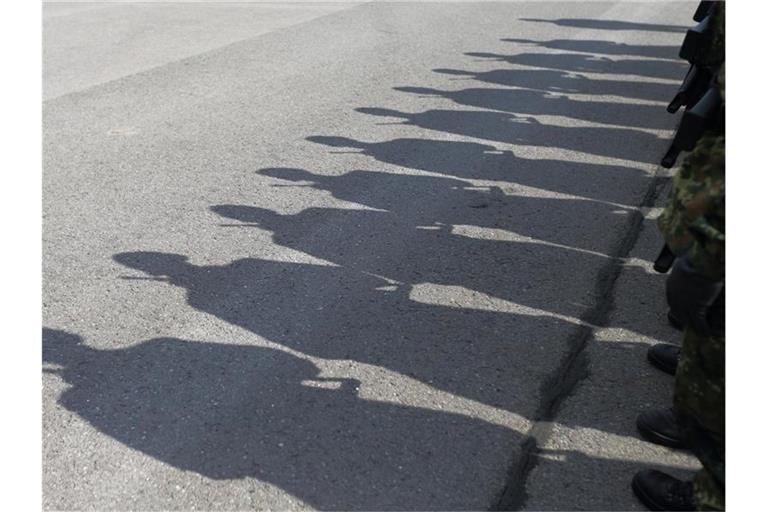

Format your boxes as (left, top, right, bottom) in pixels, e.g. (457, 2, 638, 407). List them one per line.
(674, 324, 725, 511)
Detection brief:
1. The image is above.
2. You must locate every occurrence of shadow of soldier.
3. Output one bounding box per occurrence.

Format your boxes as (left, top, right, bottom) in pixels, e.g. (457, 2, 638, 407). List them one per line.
(393, 86, 671, 130)
(43, 328, 520, 510)
(432, 68, 676, 103)
(111, 251, 583, 414)
(353, 107, 667, 165)
(258, 165, 639, 230)
(302, 136, 651, 205)
(501, 38, 680, 60)
(207, 203, 620, 318)
(517, 18, 688, 33)
(463, 52, 687, 81)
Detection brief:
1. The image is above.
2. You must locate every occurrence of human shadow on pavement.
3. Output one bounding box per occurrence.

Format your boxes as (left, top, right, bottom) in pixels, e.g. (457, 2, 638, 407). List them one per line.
(464, 52, 687, 81)
(209, 202, 619, 314)
(433, 68, 676, 103)
(501, 38, 680, 60)
(302, 137, 650, 205)
(354, 107, 666, 164)
(257, 165, 641, 213)
(518, 18, 688, 33)
(111, 252, 580, 415)
(393, 86, 670, 130)
(48, 17, 691, 511)
(43, 328, 518, 510)
(208, 198, 671, 345)
(260, 166, 516, 214)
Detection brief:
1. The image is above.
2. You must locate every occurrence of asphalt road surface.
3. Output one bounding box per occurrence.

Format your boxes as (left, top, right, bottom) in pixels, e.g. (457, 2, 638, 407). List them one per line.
(43, 2, 698, 509)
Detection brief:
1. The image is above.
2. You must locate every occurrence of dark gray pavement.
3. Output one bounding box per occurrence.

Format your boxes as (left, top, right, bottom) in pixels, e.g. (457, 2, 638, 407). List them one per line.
(43, 2, 697, 509)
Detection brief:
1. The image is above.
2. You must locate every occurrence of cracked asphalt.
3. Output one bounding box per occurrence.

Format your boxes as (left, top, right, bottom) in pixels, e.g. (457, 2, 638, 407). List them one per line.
(43, 2, 699, 509)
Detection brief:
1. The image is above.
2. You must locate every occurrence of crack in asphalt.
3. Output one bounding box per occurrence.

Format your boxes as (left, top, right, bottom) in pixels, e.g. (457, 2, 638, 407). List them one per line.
(491, 171, 669, 511)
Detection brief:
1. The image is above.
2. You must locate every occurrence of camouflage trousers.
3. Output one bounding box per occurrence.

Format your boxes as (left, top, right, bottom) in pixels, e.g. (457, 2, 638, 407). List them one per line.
(674, 294, 725, 511)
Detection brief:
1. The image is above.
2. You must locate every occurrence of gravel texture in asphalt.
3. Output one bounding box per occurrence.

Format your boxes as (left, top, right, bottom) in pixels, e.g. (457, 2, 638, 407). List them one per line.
(43, 2, 697, 509)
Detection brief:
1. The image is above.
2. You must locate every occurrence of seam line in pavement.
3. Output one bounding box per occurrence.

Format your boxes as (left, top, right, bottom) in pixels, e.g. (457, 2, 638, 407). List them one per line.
(43, 1, 371, 103)
(491, 168, 670, 511)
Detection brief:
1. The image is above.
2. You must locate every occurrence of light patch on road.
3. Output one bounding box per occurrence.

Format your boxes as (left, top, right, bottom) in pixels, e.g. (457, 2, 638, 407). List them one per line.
(409, 282, 589, 327)
(530, 421, 698, 469)
(519, 113, 675, 137)
(541, 92, 669, 107)
(593, 324, 671, 348)
(43, 1, 365, 100)
(619, 256, 656, 274)
(495, 182, 637, 209)
(641, 205, 665, 219)
(450, 224, 611, 260)
(300, 379, 344, 390)
(309, 357, 532, 434)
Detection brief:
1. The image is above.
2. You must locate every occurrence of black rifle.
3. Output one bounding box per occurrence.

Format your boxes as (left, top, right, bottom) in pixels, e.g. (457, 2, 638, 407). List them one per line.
(661, 84, 723, 168)
(667, 64, 712, 114)
(653, 244, 677, 273)
(680, 13, 716, 64)
(693, 1, 716, 22)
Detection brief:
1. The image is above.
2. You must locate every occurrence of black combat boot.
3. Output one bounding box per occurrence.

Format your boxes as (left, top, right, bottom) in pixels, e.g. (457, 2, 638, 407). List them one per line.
(632, 469, 695, 511)
(636, 407, 688, 449)
(647, 343, 680, 375)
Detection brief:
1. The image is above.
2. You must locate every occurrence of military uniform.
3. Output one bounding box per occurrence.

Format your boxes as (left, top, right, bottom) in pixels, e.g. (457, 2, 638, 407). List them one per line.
(632, 4, 725, 510)
(659, 131, 725, 510)
(651, 2, 726, 506)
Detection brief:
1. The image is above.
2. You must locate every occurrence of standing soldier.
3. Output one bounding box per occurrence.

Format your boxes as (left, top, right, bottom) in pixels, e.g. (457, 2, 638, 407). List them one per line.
(632, 63, 725, 510)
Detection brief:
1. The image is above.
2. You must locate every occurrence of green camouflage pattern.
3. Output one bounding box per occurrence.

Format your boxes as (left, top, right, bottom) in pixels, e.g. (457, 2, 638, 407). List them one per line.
(661, 10, 725, 507)
(675, 324, 725, 511)
(657, 133, 725, 280)
(700, 2, 724, 71)
(658, 1, 725, 281)
(694, 469, 725, 512)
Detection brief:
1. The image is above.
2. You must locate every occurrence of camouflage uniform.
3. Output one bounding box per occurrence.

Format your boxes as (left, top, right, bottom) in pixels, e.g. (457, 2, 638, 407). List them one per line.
(701, 4, 725, 72)
(657, 79, 725, 512)
(657, 132, 724, 267)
